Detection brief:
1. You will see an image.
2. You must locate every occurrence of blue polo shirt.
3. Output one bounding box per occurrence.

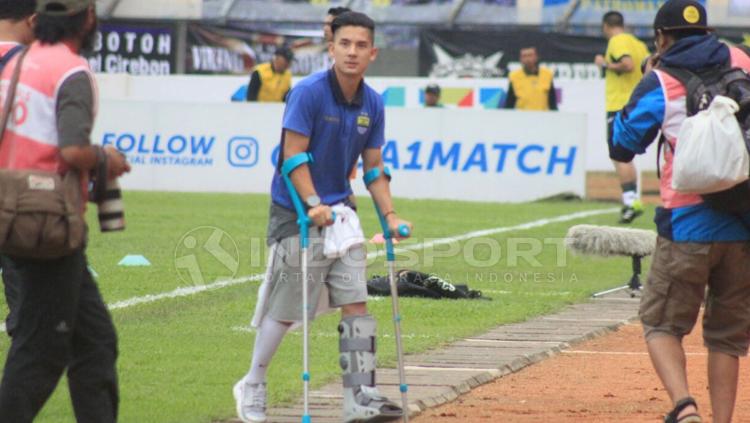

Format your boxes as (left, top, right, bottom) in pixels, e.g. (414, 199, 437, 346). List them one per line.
(270, 69, 385, 209)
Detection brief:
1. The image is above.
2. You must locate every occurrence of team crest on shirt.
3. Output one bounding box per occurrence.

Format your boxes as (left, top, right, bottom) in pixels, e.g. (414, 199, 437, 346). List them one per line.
(357, 114, 370, 135)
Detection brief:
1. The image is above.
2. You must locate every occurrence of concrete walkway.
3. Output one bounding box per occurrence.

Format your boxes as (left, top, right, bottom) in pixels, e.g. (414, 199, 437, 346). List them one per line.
(232, 289, 640, 423)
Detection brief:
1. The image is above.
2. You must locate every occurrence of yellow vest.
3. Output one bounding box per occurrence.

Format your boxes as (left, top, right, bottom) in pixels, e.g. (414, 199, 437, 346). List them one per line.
(509, 67, 554, 111)
(255, 62, 292, 102)
(604, 33, 650, 112)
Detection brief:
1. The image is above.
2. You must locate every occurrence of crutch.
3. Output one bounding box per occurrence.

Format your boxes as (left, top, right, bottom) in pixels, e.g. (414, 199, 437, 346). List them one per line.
(280, 152, 317, 423)
(364, 167, 411, 422)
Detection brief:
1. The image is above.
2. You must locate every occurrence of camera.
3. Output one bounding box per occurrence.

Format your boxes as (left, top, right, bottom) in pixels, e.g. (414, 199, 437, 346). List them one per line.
(90, 146, 126, 232)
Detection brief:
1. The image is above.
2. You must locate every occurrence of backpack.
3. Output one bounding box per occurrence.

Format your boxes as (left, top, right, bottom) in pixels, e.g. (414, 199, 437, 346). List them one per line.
(659, 45, 750, 213)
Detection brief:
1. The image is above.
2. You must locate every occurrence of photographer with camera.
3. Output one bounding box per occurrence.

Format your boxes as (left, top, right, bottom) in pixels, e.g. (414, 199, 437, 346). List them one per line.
(0, 1, 130, 421)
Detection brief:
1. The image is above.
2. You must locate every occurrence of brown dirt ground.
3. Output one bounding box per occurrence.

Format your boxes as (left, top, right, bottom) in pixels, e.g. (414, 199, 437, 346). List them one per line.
(587, 171, 661, 205)
(413, 319, 750, 422)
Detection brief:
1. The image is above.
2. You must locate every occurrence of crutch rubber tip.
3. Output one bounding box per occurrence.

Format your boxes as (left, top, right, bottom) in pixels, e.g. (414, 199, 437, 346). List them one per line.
(302, 415, 312, 423)
(400, 384, 408, 393)
(302, 372, 310, 382)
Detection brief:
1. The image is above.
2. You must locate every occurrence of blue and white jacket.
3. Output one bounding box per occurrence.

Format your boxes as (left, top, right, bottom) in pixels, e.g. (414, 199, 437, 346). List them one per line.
(614, 35, 750, 242)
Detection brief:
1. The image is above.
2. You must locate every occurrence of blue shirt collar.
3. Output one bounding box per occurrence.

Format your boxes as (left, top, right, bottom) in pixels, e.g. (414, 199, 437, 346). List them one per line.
(327, 68, 364, 107)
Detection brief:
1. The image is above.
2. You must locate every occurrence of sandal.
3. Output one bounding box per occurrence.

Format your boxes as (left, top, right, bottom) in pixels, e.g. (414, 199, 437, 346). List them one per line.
(664, 397, 702, 423)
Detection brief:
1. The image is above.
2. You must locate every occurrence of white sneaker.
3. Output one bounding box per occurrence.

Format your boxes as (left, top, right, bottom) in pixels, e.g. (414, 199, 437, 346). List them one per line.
(233, 379, 267, 423)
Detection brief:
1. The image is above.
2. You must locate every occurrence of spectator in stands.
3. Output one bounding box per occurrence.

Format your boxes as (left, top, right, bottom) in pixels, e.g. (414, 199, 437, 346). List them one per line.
(324, 6, 351, 43)
(246, 46, 293, 102)
(424, 83, 442, 107)
(503, 47, 557, 111)
(594, 11, 650, 224)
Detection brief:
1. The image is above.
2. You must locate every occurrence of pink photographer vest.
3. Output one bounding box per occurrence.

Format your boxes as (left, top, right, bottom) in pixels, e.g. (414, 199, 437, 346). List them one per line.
(0, 41, 96, 175)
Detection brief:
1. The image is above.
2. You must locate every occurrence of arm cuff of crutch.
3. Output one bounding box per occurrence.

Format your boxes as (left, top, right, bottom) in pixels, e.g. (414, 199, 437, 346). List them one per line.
(363, 167, 393, 187)
(281, 152, 313, 177)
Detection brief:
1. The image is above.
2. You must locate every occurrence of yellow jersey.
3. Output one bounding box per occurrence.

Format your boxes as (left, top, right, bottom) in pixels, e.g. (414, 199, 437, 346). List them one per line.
(254, 62, 292, 103)
(507, 67, 556, 111)
(604, 33, 649, 112)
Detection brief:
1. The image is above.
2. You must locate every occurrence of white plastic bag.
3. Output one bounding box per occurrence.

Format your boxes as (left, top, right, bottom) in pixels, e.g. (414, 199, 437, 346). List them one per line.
(672, 95, 750, 194)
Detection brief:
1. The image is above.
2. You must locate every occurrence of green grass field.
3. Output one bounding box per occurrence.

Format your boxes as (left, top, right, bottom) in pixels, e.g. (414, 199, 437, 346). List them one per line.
(0, 192, 655, 422)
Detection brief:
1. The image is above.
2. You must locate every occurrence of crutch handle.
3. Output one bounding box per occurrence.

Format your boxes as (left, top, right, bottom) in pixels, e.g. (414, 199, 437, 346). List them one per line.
(302, 211, 336, 228)
(396, 224, 410, 238)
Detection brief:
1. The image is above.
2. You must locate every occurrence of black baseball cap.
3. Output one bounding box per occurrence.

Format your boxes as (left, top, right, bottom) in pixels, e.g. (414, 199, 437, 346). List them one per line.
(37, 0, 92, 16)
(653, 0, 712, 31)
(425, 84, 441, 95)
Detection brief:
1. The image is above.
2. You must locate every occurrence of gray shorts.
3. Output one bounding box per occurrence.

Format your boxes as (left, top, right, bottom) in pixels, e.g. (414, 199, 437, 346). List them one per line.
(264, 227, 368, 323)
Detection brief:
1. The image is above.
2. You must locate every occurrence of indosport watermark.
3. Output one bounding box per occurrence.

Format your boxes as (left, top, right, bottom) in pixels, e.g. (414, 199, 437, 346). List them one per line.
(173, 228, 579, 286)
(174, 226, 241, 286)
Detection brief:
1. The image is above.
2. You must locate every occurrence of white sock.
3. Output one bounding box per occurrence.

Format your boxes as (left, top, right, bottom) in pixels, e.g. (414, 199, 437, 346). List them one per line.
(622, 191, 638, 207)
(245, 318, 291, 384)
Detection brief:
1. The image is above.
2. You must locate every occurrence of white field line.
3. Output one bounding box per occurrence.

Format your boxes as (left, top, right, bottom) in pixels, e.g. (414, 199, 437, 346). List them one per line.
(387, 208, 618, 258)
(107, 275, 264, 310)
(0, 207, 618, 333)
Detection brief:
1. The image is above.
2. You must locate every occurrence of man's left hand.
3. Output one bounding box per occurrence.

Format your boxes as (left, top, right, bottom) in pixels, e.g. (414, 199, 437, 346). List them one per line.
(386, 213, 413, 240)
(594, 54, 607, 67)
(105, 145, 131, 178)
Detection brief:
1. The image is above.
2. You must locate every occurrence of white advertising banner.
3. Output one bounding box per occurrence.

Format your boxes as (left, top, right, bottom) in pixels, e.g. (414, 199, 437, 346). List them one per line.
(363, 107, 587, 202)
(95, 73, 651, 172)
(93, 101, 587, 202)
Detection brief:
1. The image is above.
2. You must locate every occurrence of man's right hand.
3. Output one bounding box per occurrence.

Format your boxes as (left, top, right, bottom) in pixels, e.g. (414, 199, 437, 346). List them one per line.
(104, 145, 131, 178)
(308, 205, 334, 227)
(643, 53, 661, 75)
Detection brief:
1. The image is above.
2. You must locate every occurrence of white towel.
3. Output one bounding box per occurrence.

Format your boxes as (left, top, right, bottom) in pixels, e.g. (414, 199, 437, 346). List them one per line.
(323, 204, 365, 259)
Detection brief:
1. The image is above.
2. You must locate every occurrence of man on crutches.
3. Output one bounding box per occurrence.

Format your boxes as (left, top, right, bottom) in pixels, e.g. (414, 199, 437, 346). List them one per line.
(234, 11, 412, 423)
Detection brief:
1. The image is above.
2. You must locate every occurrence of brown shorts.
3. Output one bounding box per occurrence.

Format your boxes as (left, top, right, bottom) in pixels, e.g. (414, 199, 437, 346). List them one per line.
(640, 237, 750, 356)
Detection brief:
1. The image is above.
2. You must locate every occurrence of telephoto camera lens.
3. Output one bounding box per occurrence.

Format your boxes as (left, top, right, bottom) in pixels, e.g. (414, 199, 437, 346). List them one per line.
(98, 177, 125, 232)
(90, 147, 126, 232)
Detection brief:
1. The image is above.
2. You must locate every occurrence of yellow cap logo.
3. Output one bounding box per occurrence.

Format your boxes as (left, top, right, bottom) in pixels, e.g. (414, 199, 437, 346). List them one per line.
(683, 5, 700, 24)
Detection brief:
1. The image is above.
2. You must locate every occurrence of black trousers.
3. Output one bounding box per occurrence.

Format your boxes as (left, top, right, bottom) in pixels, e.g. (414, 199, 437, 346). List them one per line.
(0, 250, 118, 423)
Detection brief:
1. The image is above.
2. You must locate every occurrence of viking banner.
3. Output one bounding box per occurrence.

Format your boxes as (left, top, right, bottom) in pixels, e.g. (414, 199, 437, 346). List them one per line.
(419, 29, 608, 80)
(186, 23, 330, 75)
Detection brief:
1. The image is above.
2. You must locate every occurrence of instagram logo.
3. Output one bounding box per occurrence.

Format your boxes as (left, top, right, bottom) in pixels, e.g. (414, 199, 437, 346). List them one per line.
(227, 136, 259, 168)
